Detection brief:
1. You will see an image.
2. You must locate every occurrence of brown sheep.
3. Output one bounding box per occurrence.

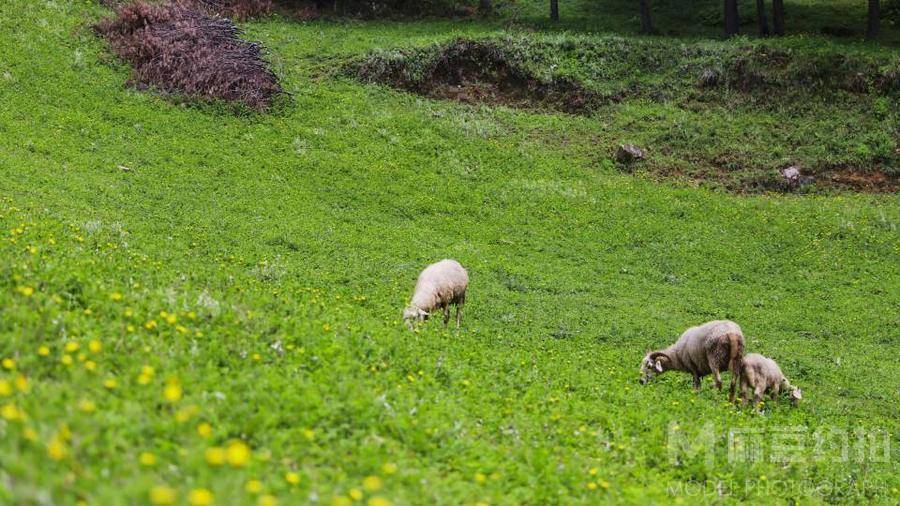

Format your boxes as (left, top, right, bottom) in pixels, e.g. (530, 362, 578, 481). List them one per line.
(640, 320, 744, 401)
(739, 353, 802, 408)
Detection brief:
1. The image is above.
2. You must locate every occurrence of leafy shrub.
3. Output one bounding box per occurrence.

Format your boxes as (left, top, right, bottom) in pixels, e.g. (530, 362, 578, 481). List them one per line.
(94, 1, 282, 110)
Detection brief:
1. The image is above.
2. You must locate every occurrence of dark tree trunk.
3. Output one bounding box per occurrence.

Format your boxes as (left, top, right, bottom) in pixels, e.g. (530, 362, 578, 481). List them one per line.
(867, 0, 880, 39)
(550, 0, 559, 21)
(479, 0, 492, 14)
(772, 0, 785, 35)
(725, 0, 740, 36)
(639, 0, 655, 34)
(755, 0, 770, 36)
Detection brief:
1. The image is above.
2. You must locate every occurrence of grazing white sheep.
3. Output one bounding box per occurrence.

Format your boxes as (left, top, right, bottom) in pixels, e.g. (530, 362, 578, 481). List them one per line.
(739, 353, 802, 408)
(402, 259, 469, 330)
(640, 320, 744, 401)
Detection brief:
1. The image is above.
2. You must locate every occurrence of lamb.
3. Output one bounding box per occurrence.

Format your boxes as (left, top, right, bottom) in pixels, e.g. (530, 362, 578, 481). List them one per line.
(639, 320, 744, 401)
(739, 353, 802, 408)
(402, 259, 469, 330)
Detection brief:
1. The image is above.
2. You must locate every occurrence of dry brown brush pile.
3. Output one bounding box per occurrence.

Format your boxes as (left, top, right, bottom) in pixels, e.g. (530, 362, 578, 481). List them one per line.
(94, 1, 282, 109)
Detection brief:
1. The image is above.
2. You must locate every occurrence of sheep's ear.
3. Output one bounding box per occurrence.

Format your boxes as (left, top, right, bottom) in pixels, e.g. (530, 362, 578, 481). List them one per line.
(654, 360, 664, 372)
(795, 389, 802, 399)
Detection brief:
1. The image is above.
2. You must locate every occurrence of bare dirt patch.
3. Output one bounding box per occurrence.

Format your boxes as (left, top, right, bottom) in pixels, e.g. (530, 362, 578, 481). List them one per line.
(349, 39, 605, 115)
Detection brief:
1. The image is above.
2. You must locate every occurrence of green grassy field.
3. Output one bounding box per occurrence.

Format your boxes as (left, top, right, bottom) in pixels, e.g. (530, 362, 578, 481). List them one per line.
(1, 0, 898, 504)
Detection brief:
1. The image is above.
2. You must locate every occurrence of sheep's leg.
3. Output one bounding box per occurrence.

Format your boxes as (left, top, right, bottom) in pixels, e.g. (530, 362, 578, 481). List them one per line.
(740, 382, 749, 407)
(455, 303, 462, 329)
(442, 304, 450, 326)
(753, 385, 765, 410)
(692, 374, 701, 391)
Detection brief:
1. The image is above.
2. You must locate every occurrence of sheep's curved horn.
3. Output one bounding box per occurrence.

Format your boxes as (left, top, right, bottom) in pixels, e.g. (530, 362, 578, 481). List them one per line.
(648, 351, 668, 361)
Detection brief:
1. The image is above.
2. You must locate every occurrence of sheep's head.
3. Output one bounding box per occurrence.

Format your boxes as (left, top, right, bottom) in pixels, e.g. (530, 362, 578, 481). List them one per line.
(639, 351, 668, 384)
(402, 306, 429, 330)
(788, 386, 802, 405)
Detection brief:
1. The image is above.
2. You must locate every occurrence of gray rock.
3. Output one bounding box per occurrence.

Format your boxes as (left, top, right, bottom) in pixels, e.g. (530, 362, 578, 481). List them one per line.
(616, 144, 645, 163)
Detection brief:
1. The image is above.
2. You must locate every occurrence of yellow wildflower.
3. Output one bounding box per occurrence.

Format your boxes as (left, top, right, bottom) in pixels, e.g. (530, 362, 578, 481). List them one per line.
(139, 452, 157, 466)
(38, 345, 50, 356)
(188, 488, 214, 506)
(88, 340, 102, 353)
(1, 403, 22, 420)
(226, 440, 251, 467)
(204, 447, 226, 466)
(109, 292, 123, 301)
(474, 473, 486, 484)
(302, 428, 315, 441)
(363, 476, 383, 492)
(85, 360, 97, 371)
(1, 358, 15, 370)
(245, 480, 263, 494)
(163, 380, 182, 402)
(47, 437, 67, 460)
(381, 463, 397, 475)
(145, 320, 157, 330)
(348, 489, 363, 501)
(197, 422, 213, 438)
(23, 426, 38, 441)
(149, 485, 177, 505)
(587, 482, 597, 490)
(367, 498, 391, 506)
(61, 354, 73, 366)
(285, 472, 300, 485)
(103, 378, 118, 389)
(78, 399, 96, 413)
(331, 497, 352, 506)
(16, 286, 34, 297)
(258, 495, 278, 506)
(0, 380, 11, 396)
(65, 342, 80, 352)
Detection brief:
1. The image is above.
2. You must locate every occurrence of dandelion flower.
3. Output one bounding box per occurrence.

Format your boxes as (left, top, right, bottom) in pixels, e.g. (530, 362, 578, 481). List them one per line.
(587, 482, 597, 490)
(367, 498, 391, 506)
(78, 399, 96, 413)
(245, 480, 262, 494)
(139, 452, 157, 466)
(65, 342, 80, 352)
(330, 497, 352, 506)
(23, 427, 38, 441)
(348, 489, 363, 501)
(2, 358, 15, 370)
(109, 292, 123, 301)
(258, 495, 278, 506)
(61, 355, 73, 366)
(188, 488, 214, 506)
(103, 378, 118, 389)
(47, 437, 67, 460)
(38, 345, 50, 357)
(145, 320, 157, 330)
(226, 440, 251, 467)
(474, 472, 486, 484)
(1, 403, 22, 421)
(599, 480, 610, 489)
(285, 472, 300, 485)
(363, 476, 383, 492)
(163, 381, 182, 402)
(197, 422, 212, 438)
(0, 380, 11, 396)
(88, 340, 102, 353)
(381, 463, 397, 475)
(149, 485, 177, 505)
(302, 428, 315, 441)
(204, 447, 226, 466)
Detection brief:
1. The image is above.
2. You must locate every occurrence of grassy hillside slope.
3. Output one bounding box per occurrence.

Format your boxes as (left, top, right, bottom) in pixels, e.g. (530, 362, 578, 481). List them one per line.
(0, 0, 898, 504)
